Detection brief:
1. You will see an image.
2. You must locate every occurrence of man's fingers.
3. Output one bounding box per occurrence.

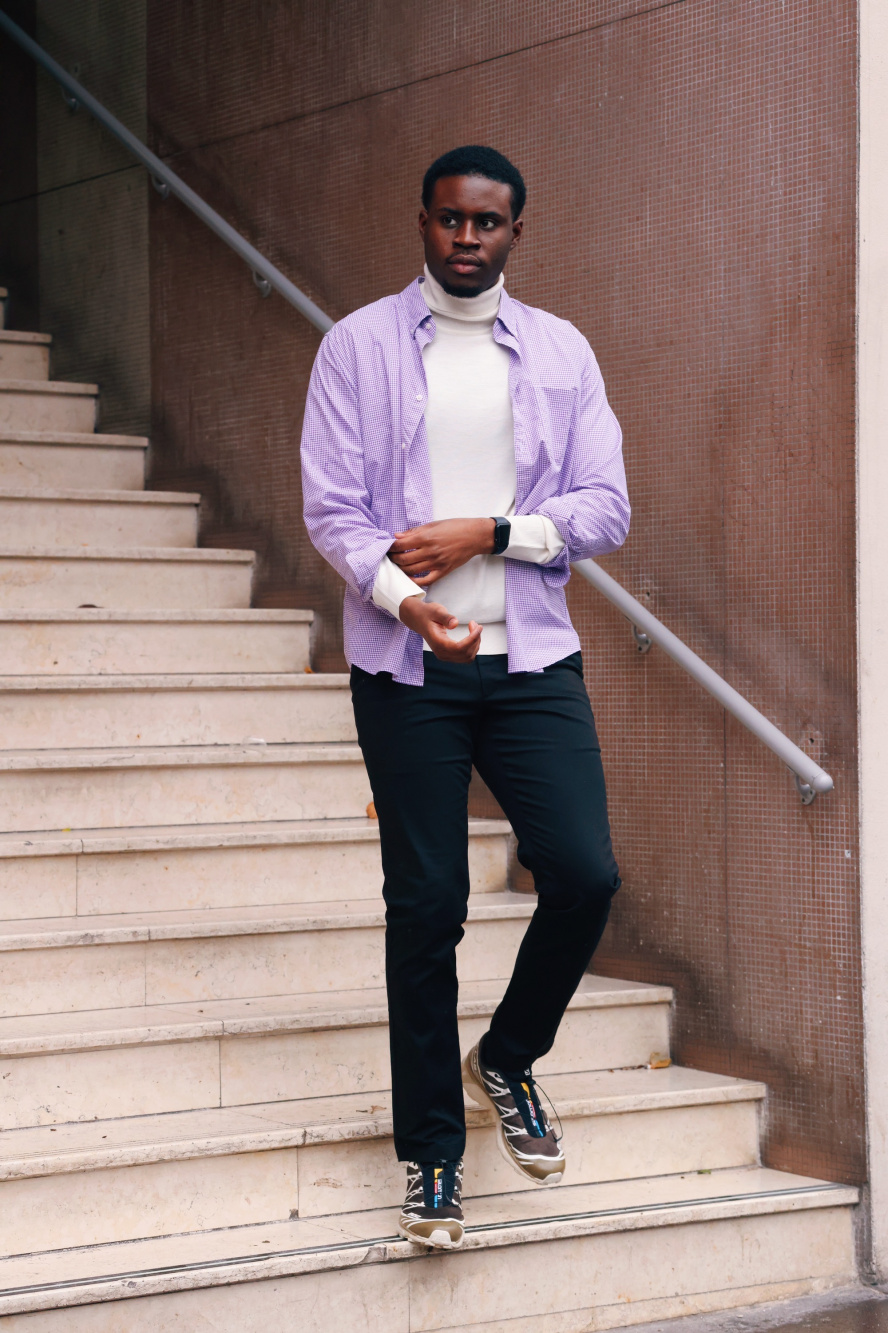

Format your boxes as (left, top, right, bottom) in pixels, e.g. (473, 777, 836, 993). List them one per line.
(390, 529, 429, 553)
(391, 550, 433, 570)
(430, 622, 482, 661)
(390, 546, 435, 566)
(393, 547, 440, 567)
(427, 604, 459, 628)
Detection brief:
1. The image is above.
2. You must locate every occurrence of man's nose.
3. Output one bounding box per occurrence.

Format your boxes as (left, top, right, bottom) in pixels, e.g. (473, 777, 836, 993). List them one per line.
(453, 220, 481, 248)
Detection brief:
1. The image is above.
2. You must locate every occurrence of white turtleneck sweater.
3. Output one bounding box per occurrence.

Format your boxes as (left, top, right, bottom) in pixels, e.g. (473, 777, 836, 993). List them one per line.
(372, 266, 564, 654)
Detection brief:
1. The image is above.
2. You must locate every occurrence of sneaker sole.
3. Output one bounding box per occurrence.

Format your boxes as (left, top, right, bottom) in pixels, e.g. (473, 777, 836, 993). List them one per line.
(398, 1221, 464, 1249)
(461, 1047, 566, 1187)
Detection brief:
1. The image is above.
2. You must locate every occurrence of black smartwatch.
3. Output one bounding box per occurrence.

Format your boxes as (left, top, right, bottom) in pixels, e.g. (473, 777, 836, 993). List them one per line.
(490, 516, 511, 556)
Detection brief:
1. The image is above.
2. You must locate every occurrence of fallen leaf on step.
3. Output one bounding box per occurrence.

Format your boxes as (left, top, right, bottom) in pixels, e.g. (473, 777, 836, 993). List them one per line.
(304, 666, 314, 673)
(366, 802, 377, 819)
(648, 1053, 671, 1069)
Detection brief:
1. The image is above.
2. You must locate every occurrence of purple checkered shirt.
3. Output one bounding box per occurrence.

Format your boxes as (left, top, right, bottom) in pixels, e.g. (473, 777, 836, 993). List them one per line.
(301, 277, 630, 685)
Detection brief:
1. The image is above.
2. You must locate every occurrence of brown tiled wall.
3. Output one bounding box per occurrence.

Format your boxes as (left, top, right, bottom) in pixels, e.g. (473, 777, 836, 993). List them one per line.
(150, 0, 859, 1183)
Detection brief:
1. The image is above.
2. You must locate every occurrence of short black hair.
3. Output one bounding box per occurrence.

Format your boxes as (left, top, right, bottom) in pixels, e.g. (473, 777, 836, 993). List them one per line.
(422, 146, 526, 220)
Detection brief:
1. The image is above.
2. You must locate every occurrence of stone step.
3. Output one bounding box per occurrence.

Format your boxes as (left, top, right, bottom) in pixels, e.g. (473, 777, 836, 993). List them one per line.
(0, 741, 370, 836)
(0, 1069, 767, 1255)
(0, 431, 146, 490)
(0, 975, 671, 1128)
(0, 671, 348, 749)
(0, 332, 51, 381)
(0, 1168, 857, 1330)
(0, 892, 530, 1018)
(0, 545, 254, 609)
(0, 609, 311, 675)
(0, 489, 199, 548)
(0, 379, 97, 432)
(0, 815, 507, 919)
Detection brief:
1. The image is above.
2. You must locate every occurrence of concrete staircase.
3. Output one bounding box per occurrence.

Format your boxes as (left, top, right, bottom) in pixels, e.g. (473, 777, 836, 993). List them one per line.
(0, 287, 858, 1330)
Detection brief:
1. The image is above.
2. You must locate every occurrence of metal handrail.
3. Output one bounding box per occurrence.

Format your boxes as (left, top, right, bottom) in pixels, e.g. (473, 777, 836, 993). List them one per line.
(0, 9, 333, 334)
(574, 559, 834, 802)
(1, 10, 832, 803)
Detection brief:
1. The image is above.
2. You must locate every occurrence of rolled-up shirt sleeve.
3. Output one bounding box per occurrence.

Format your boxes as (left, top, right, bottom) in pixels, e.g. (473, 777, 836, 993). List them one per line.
(301, 329, 396, 602)
(505, 514, 565, 564)
(372, 556, 425, 619)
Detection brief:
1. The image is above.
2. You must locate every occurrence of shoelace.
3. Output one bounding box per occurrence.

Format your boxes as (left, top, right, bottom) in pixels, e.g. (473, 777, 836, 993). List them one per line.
(416, 1159, 461, 1208)
(506, 1072, 564, 1144)
(535, 1077, 564, 1144)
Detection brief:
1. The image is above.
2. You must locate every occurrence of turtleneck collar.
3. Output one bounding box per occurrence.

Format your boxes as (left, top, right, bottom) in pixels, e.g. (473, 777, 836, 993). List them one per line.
(420, 263, 504, 325)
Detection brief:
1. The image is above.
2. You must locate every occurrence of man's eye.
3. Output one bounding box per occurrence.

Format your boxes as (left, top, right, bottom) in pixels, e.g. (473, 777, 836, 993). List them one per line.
(479, 219, 497, 229)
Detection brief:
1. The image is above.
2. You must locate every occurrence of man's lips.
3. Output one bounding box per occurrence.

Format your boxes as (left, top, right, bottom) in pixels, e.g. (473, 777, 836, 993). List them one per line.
(447, 255, 483, 272)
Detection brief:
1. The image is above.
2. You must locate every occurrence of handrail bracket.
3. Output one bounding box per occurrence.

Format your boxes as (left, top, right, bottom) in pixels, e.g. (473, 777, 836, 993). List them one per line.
(252, 271, 272, 298)
(631, 623, 652, 654)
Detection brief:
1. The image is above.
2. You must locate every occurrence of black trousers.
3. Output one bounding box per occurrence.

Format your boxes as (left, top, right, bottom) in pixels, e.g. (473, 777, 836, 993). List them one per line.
(350, 651, 620, 1163)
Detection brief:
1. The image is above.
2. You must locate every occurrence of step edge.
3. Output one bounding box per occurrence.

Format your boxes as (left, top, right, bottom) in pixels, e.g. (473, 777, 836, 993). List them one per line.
(0, 1081, 770, 1179)
(0, 740, 363, 774)
(0, 608, 312, 622)
(0, 545, 254, 562)
(0, 379, 97, 395)
(0, 892, 534, 951)
(0, 982, 672, 1055)
(0, 489, 200, 505)
(0, 431, 147, 447)
(0, 1181, 859, 1316)
(0, 671, 344, 694)
(0, 332, 52, 345)
(0, 813, 503, 857)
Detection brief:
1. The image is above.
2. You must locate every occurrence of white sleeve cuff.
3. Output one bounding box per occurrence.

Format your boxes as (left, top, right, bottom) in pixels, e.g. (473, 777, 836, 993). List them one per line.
(371, 556, 426, 619)
(505, 515, 566, 565)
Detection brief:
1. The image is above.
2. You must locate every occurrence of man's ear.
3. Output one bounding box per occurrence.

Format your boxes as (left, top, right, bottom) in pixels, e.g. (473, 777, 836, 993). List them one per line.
(510, 217, 524, 251)
(418, 209, 429, 238)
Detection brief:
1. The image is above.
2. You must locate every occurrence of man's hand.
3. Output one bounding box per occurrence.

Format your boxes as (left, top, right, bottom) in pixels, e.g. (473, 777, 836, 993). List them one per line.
(399, 596, 483, 662)
(389, 518, 495, 587)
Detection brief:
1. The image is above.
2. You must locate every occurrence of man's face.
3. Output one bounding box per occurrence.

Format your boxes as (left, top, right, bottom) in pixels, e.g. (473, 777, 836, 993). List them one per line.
(419, 174, 523, 297)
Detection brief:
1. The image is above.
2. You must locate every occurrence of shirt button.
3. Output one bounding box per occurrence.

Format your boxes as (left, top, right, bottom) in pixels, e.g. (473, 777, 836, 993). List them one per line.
(415, 393, 423, 401)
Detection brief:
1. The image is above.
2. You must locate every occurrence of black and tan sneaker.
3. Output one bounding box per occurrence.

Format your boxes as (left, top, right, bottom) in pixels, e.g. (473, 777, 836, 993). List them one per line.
(398, 1158, 465, 1249)
(462, 1040, 565, 1185)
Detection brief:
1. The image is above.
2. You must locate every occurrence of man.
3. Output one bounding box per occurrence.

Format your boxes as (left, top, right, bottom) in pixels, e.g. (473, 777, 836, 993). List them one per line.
(302, 145, 629, 1249)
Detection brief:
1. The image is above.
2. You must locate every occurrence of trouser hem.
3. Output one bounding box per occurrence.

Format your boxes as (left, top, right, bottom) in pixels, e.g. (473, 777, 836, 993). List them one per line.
(395, 1136, 467, 1164)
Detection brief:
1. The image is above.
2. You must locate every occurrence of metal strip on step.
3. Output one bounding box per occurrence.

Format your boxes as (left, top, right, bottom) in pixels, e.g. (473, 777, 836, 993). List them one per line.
(0, 1184, 851, 1300)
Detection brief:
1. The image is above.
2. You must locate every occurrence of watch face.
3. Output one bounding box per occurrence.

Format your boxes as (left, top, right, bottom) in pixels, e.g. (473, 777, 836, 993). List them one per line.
(493, 518, 510, 554)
